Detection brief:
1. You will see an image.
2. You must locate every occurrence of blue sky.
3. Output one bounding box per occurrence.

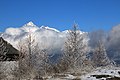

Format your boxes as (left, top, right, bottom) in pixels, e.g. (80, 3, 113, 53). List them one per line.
(0, 0, 120, 32)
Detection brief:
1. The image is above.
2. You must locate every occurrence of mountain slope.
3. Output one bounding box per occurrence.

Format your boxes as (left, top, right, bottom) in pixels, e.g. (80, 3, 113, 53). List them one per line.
(0, 37, 20, 61)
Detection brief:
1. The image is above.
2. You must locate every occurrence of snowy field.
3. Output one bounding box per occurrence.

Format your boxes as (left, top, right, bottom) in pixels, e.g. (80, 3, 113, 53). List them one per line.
(45, 66, 120, 80)
(81, 67, 120, 80)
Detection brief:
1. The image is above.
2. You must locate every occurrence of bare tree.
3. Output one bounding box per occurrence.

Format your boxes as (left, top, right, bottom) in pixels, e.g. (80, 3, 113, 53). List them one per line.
(12, 32, 37, 79)
(61, 24, 89, 72)
(92, 40, 112, 67)
(12, 39, 29, 79)
(12, 32, 51, 79)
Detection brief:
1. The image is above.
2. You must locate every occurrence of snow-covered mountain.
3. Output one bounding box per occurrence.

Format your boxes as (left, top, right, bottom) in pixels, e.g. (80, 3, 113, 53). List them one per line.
(0, 21, 86, 51)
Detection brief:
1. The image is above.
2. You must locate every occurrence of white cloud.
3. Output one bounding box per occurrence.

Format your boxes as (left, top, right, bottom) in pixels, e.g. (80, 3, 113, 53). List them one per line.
(5, 27, 23, 36)
(1, 22, 66, 50)
(1, 22, 86, 55)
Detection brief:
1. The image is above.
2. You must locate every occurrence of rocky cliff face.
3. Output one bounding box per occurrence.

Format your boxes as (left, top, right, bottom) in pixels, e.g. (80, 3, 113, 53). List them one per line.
(0, 37, 20, 61)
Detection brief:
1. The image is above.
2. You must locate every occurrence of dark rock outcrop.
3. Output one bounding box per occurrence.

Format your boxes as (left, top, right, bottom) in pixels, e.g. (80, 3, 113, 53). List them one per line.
(0, 37, 20, 61)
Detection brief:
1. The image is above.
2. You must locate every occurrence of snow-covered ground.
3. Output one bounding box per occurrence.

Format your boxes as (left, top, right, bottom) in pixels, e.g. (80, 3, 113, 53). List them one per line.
(45, 66, 120, 80)
(81, 67, 120, 80)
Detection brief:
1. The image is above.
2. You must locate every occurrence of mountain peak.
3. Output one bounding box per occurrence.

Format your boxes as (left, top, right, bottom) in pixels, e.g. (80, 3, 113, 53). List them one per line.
(26, 21, 36, 26)
(21, 21, 39, 32)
